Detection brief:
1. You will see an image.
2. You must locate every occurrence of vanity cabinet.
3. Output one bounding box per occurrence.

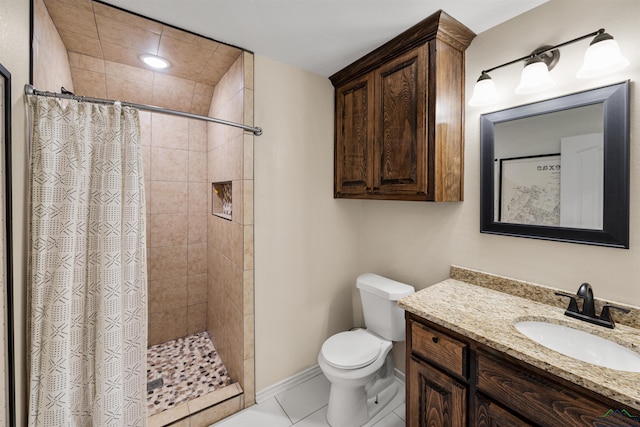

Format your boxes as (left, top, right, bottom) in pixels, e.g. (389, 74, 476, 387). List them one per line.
(330, 11, 475, 201)
(406, 312, 640, 427)
(408, 320, 468, 426)
(408, 357, 466, 426)
(475, 394, 533, 427)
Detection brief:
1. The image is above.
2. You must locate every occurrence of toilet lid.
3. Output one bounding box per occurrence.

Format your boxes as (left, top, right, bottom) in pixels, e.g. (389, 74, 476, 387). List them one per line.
(321, 331, 383, 369)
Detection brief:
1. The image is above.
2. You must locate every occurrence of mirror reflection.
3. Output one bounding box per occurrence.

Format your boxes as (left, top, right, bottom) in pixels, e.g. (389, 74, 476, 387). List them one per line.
(480, 81, 630, 248)
(494, 104, 604, 229)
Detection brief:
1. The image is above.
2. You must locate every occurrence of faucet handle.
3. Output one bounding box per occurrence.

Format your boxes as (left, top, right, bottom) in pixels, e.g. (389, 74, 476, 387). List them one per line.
(555, 292, 579, 313)
(599, 304, 630, 328)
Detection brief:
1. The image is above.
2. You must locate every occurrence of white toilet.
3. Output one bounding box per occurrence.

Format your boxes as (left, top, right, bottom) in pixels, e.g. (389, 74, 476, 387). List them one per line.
(318, 273, 415, 427)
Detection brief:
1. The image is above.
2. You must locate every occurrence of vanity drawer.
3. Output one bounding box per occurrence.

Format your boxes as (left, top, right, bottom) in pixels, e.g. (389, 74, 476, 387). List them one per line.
(475, 393, 534, 427)
(410, 320, 467, 377)
(476, 351, 633, 427)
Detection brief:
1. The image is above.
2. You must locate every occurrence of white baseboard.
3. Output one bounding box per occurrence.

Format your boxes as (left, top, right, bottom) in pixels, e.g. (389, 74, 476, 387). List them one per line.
(394, 367, 405, 385)
(255, 365, 406, 404)
(255, 365, 323, 403)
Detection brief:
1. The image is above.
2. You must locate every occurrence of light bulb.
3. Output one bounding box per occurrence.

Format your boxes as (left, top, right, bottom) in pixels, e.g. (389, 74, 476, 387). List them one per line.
(140, 55, 171, 70)
(515, 56, 554, 94)
(469, 73, 498, 106)
(577, 33, 629, 79)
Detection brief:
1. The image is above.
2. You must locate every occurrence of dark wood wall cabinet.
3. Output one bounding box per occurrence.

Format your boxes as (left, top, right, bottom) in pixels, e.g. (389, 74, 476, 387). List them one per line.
(330, 11, 475, 201)
(406, 312, 640, 427)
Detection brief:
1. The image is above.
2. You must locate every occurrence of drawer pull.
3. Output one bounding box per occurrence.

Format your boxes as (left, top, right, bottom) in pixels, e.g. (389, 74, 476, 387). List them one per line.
(432, 336, 439, 343)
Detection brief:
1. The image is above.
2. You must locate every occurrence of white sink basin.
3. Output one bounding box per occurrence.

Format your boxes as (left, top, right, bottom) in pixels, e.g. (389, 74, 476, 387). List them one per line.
(514, 321, 640, 372)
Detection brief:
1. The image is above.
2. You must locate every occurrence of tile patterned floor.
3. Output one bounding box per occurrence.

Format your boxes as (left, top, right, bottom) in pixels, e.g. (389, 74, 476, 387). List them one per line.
(147, 331, 233, 416)
(210, 373, 405, 427)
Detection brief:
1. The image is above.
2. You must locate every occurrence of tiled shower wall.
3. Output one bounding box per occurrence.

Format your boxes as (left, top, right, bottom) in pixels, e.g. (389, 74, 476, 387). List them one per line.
(207, 53, 255, 406)
(33, 0, 255, 415)
(33, 0, 74, 92)
(143, 113, 209, 346)
(142, 52, 256, 409)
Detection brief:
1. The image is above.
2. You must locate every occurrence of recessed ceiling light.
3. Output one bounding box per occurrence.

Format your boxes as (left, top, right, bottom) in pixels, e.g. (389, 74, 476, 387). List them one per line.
(140, 54, 171, 69)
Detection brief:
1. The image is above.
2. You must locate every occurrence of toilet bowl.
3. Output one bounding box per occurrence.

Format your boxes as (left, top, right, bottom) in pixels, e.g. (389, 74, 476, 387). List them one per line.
(318, 329, 397, 427)
(318, 274, 414, 427)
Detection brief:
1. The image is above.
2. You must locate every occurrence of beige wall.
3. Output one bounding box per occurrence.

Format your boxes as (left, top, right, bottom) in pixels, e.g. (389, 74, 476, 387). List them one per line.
(1, 0, 30, 423)
(254, 55, 362, 391)
(254, 0, 640, 393)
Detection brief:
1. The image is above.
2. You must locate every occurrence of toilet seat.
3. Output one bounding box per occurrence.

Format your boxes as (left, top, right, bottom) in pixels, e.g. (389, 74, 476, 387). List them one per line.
(321, 330, 385, 369)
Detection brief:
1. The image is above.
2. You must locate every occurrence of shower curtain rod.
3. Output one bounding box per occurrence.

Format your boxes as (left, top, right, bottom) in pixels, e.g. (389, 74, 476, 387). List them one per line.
(24, 84, 263, 136)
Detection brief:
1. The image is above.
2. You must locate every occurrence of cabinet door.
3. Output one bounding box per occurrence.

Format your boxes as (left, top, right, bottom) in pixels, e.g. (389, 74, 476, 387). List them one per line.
(335, 73, 374, 197)
(373, 44, 428, 198)
(408, 356, 466, 427)
(477, 351, 640, 427)
(475, 393, 534, 427)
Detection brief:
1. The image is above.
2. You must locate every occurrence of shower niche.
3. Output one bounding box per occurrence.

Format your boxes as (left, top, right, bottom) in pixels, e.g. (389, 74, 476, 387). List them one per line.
(212, 181, 233, 220)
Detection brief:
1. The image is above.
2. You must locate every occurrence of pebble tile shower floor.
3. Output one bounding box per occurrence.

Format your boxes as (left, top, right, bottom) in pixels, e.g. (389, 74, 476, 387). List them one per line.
(147, 331, 233, 416)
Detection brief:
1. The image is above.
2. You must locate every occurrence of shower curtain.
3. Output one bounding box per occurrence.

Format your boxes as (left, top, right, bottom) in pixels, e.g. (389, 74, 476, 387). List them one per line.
(27, 97, 147, 426)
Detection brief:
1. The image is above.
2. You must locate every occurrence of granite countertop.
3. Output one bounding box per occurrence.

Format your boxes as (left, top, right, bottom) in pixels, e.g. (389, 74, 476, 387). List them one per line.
(399, 278, 640, 411)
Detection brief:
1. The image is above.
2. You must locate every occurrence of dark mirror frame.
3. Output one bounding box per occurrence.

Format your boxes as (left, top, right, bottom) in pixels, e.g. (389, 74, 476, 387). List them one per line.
(0, 61, 14, 426)
(480, 81, 630, 248)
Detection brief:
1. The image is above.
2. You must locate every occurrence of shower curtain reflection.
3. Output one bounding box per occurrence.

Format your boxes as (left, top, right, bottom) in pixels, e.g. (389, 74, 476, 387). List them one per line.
(27, 96, 147, 426)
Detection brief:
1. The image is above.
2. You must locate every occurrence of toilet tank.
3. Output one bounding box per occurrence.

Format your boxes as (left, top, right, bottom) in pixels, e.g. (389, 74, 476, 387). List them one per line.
(357, 273, 415, 341)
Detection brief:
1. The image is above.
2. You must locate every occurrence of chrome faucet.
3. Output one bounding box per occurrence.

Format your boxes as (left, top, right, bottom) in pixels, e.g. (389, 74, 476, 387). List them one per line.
(555, 283, 630, 329)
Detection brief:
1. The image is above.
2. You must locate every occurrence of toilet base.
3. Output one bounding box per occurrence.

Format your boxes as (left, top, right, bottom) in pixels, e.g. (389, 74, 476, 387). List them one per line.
(326, 380, 398, 427)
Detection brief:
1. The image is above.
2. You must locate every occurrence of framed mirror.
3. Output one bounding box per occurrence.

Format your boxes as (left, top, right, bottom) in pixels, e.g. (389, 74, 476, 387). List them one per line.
(480, 81, 630, 248)
(0, 61, 14, 425)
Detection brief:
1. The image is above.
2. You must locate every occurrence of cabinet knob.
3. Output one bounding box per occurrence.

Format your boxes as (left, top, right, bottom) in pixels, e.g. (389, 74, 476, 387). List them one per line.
(432, 336, 439, 344)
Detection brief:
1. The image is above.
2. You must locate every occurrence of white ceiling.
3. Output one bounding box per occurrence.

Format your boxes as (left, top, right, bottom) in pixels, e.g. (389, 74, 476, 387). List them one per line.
(101, 0, 549, 77)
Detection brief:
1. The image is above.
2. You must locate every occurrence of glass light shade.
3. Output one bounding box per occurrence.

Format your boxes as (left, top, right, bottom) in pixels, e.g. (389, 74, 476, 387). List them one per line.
(515, 59, 554, 94)
(577, 37, 629, 79)
(469, 74, 498, 106)
(140, 54, 171, 69)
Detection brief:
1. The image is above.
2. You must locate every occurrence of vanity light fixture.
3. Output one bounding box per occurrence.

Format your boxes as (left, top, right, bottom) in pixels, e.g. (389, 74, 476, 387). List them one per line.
(577, 32, 630, 78)
(515, 51, 557, 94)
(469, 29, 629, 106)
(139, 54, 171, 70)
(469, 72, 499, 106)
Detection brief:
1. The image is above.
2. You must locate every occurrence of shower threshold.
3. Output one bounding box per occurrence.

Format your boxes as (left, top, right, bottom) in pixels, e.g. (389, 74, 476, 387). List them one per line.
(147, 331, 242, 425)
